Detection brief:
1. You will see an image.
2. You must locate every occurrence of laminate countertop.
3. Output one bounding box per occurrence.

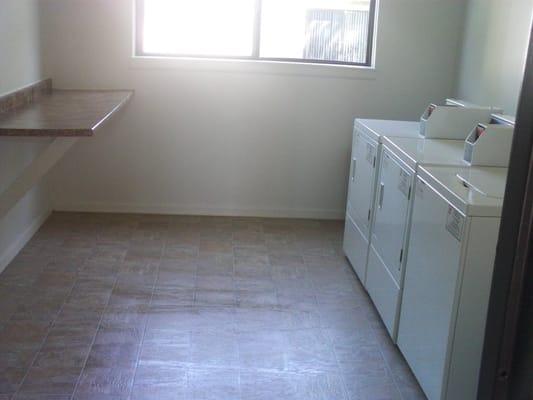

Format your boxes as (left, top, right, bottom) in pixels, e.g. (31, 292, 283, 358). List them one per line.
(0, 89, 133, 137)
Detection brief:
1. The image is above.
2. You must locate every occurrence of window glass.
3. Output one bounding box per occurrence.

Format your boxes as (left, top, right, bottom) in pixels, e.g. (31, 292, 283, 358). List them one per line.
(138, 0, 375, 65)
(260, 0, 372, 63)
(143, 0, 256, 57)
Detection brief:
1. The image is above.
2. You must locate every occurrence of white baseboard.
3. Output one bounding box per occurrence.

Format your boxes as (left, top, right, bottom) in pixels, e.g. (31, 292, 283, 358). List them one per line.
(54, 202, 345, 220)
(0, 208, 52, 273)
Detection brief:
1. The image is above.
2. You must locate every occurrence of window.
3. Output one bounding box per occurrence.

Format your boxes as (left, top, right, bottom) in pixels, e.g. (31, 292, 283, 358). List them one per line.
(136, 0, 377, 66)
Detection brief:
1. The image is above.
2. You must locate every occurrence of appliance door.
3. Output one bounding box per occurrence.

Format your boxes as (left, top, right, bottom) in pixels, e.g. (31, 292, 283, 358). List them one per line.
(347, 131, 378, 238)
(371, 149, 414, 284)
(397, 176, 465, 400)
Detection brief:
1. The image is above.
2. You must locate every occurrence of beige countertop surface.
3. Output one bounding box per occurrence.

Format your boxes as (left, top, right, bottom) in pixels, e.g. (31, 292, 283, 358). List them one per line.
(0, 89, 133, 137)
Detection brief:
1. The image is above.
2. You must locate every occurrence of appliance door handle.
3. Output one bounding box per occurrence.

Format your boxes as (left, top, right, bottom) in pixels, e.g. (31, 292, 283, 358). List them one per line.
(379, 182, 385, 209)
(351, 158, 357, 181)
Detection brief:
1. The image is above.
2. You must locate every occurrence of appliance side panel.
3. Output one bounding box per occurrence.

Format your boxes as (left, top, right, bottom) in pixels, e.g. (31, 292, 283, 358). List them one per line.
(445, 216, 501, 400)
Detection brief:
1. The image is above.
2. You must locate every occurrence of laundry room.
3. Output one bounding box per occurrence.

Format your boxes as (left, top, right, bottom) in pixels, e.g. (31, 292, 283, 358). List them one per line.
(1, 1, 532, 399)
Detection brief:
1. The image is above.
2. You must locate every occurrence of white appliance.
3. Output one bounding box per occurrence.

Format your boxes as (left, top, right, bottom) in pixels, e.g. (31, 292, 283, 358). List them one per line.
(364, 113, 514, 340)
(397, 165, 508, 400)
(344, 119, 420, 283)
(343, 102, 499, 285)
(366, 138, 467, 340)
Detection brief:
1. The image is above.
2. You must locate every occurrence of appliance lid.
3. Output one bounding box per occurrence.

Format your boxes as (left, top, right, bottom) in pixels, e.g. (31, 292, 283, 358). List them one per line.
(490, 114, 515, 126)
(417, 165, 508, 217)
(354, 119, 420, 142)
(383, 137, 466, 170)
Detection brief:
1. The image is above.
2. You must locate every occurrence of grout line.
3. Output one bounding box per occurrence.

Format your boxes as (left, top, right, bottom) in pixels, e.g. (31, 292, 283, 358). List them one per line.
(374, 324, 414, 400)
(191, 225, 201, 308)
(69, 242, 127, 400)
(375, 335, 407, 399)
(12, 241, 94, 399)
(304, 248, 351, 400)
(127, 225, 167, 400)
(230, 220, 242, 399)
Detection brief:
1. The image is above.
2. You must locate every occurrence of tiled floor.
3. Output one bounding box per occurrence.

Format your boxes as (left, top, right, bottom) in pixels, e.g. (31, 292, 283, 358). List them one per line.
(0, 212, 426, 400)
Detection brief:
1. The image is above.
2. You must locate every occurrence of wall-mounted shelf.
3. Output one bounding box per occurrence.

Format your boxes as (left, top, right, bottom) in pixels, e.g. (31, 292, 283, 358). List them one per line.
(0, 79, 133, 219)
(0, 79, 133, 137)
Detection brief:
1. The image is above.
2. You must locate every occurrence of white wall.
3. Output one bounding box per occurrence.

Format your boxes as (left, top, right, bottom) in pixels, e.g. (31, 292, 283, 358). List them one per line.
(0, 0, 53, 271)
(456, 0, 533, 116)
(42, 0, 467, 219)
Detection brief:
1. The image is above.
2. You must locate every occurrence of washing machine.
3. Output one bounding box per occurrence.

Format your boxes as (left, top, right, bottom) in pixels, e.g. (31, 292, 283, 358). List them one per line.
(344, 119, 420, 283)
(365, 138, 467, 339)
(343, 101, 498, 285)
(364, 115, 515, 340)
(397, 165, 508, 400)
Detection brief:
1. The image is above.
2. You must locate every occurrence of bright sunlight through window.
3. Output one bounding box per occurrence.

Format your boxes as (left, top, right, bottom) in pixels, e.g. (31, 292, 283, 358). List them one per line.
(137, 0, 376, 65)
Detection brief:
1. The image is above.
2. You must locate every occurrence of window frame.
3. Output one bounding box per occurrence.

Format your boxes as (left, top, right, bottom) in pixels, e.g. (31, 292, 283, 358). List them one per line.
(135, 0, 377, 67)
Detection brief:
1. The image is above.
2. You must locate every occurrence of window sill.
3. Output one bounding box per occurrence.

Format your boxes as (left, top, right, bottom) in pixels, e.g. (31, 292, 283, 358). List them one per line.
(129, 56, 377, 80)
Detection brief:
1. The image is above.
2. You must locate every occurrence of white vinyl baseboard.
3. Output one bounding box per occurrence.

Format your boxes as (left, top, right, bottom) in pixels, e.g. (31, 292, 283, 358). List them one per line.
(54, 202, 345, 220)
(0, 208, 52, 273)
